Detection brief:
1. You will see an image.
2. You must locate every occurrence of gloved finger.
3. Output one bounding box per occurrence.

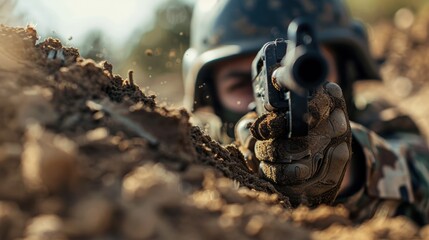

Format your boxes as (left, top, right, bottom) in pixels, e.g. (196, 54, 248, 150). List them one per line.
(254, 135, 330, 163)
(310, 83, 349, 138)
(259, 160, 313, 184)
(325, 82, 346, 104)
(250, 112, 288, 140)
(307, 84, 334, 129)
(310, 108, 348, 138)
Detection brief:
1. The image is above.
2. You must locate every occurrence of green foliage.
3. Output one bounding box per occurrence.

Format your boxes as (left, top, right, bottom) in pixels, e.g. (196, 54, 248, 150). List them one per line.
(126, 0, 192, 75)
(80, 30, 112, 62)
(346, 0, 427, 22)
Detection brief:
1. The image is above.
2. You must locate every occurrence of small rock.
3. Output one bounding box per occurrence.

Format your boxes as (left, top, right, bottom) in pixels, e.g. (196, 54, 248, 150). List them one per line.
(0, 202, 27, 240)
(65, 195, 113, 237)
(86, 128, 109, 141)
(24, 215, 66, 240)
(15, 87, 58, 129)
(122, 204, 157, 240)
(122, 163, 180, 202)
(21, 125, 78, 193)
(35, 197, 64, 215)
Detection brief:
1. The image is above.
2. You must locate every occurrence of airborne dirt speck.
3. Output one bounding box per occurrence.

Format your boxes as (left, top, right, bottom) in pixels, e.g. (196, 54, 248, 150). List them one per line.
(0, 21, 429, 240)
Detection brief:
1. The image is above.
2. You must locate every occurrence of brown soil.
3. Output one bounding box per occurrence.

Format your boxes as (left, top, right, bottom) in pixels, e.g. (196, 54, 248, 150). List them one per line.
(0, 20, 429, 240)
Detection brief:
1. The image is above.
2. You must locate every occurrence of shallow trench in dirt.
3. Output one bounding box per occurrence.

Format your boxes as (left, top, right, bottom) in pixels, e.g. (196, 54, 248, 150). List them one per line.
(0, 24, 428, 240)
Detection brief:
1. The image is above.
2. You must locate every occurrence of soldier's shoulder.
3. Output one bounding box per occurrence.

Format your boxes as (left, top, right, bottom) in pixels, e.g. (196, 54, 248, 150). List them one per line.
(345, 122, 429, 224)
(350, 122, 415, 202)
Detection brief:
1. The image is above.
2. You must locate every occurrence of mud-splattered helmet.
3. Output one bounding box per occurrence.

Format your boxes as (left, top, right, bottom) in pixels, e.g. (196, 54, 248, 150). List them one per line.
(183, 0, 380, 115)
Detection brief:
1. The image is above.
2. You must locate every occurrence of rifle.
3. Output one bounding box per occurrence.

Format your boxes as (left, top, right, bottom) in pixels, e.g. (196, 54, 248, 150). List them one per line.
(251, 19, 328, 138)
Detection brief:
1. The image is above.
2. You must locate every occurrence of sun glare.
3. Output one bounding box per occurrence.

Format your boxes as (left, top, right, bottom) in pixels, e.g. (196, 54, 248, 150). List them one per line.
(14, 0, 168, 46)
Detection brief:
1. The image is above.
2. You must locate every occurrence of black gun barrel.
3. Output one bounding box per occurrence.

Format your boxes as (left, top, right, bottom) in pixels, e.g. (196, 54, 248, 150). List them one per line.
(291, 51, 327, 88)
(274, 20, 328, 96)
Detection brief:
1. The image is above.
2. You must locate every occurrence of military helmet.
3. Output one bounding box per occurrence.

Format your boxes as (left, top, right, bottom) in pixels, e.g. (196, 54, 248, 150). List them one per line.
(183, 0, 381, 113)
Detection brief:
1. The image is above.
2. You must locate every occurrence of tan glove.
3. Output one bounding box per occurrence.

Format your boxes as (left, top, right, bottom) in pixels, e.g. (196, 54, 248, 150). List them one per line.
(235, 82, 352, 206)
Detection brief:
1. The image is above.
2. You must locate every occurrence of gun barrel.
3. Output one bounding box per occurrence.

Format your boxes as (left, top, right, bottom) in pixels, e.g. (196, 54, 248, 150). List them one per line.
(273, 45, 328, 96)
(292, 51, 328, 88)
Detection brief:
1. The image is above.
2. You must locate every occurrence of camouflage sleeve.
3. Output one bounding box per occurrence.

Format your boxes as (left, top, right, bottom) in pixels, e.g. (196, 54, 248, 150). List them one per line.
(336, 122, 429, 225)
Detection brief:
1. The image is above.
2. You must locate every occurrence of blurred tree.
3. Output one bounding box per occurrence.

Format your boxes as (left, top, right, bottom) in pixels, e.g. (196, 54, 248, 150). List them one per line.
(125, 0, 192, 75)
(346, 0, 427, 22)
(80, 30, 112, 62)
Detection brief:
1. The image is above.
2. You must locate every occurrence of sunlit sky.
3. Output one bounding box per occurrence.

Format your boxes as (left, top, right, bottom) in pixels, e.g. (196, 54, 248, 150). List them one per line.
(14, 0, 194, 47)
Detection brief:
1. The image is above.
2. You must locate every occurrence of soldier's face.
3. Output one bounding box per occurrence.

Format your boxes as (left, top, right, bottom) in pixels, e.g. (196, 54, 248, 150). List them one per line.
(213, 55, 255, 113)
(213, 46, 338, 113)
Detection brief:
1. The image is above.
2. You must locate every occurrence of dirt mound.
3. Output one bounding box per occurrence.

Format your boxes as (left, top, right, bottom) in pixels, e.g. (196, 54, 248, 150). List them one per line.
(0, 25, 427, 240)
(355, 9, 429, 138)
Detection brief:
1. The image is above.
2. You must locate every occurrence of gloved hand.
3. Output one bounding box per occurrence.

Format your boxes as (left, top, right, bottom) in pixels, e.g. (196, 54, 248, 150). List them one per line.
(235, 82, 352, 206)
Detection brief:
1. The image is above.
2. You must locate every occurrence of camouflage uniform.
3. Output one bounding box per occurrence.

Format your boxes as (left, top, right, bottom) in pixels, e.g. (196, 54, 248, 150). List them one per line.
(335, 109, 429, 225)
